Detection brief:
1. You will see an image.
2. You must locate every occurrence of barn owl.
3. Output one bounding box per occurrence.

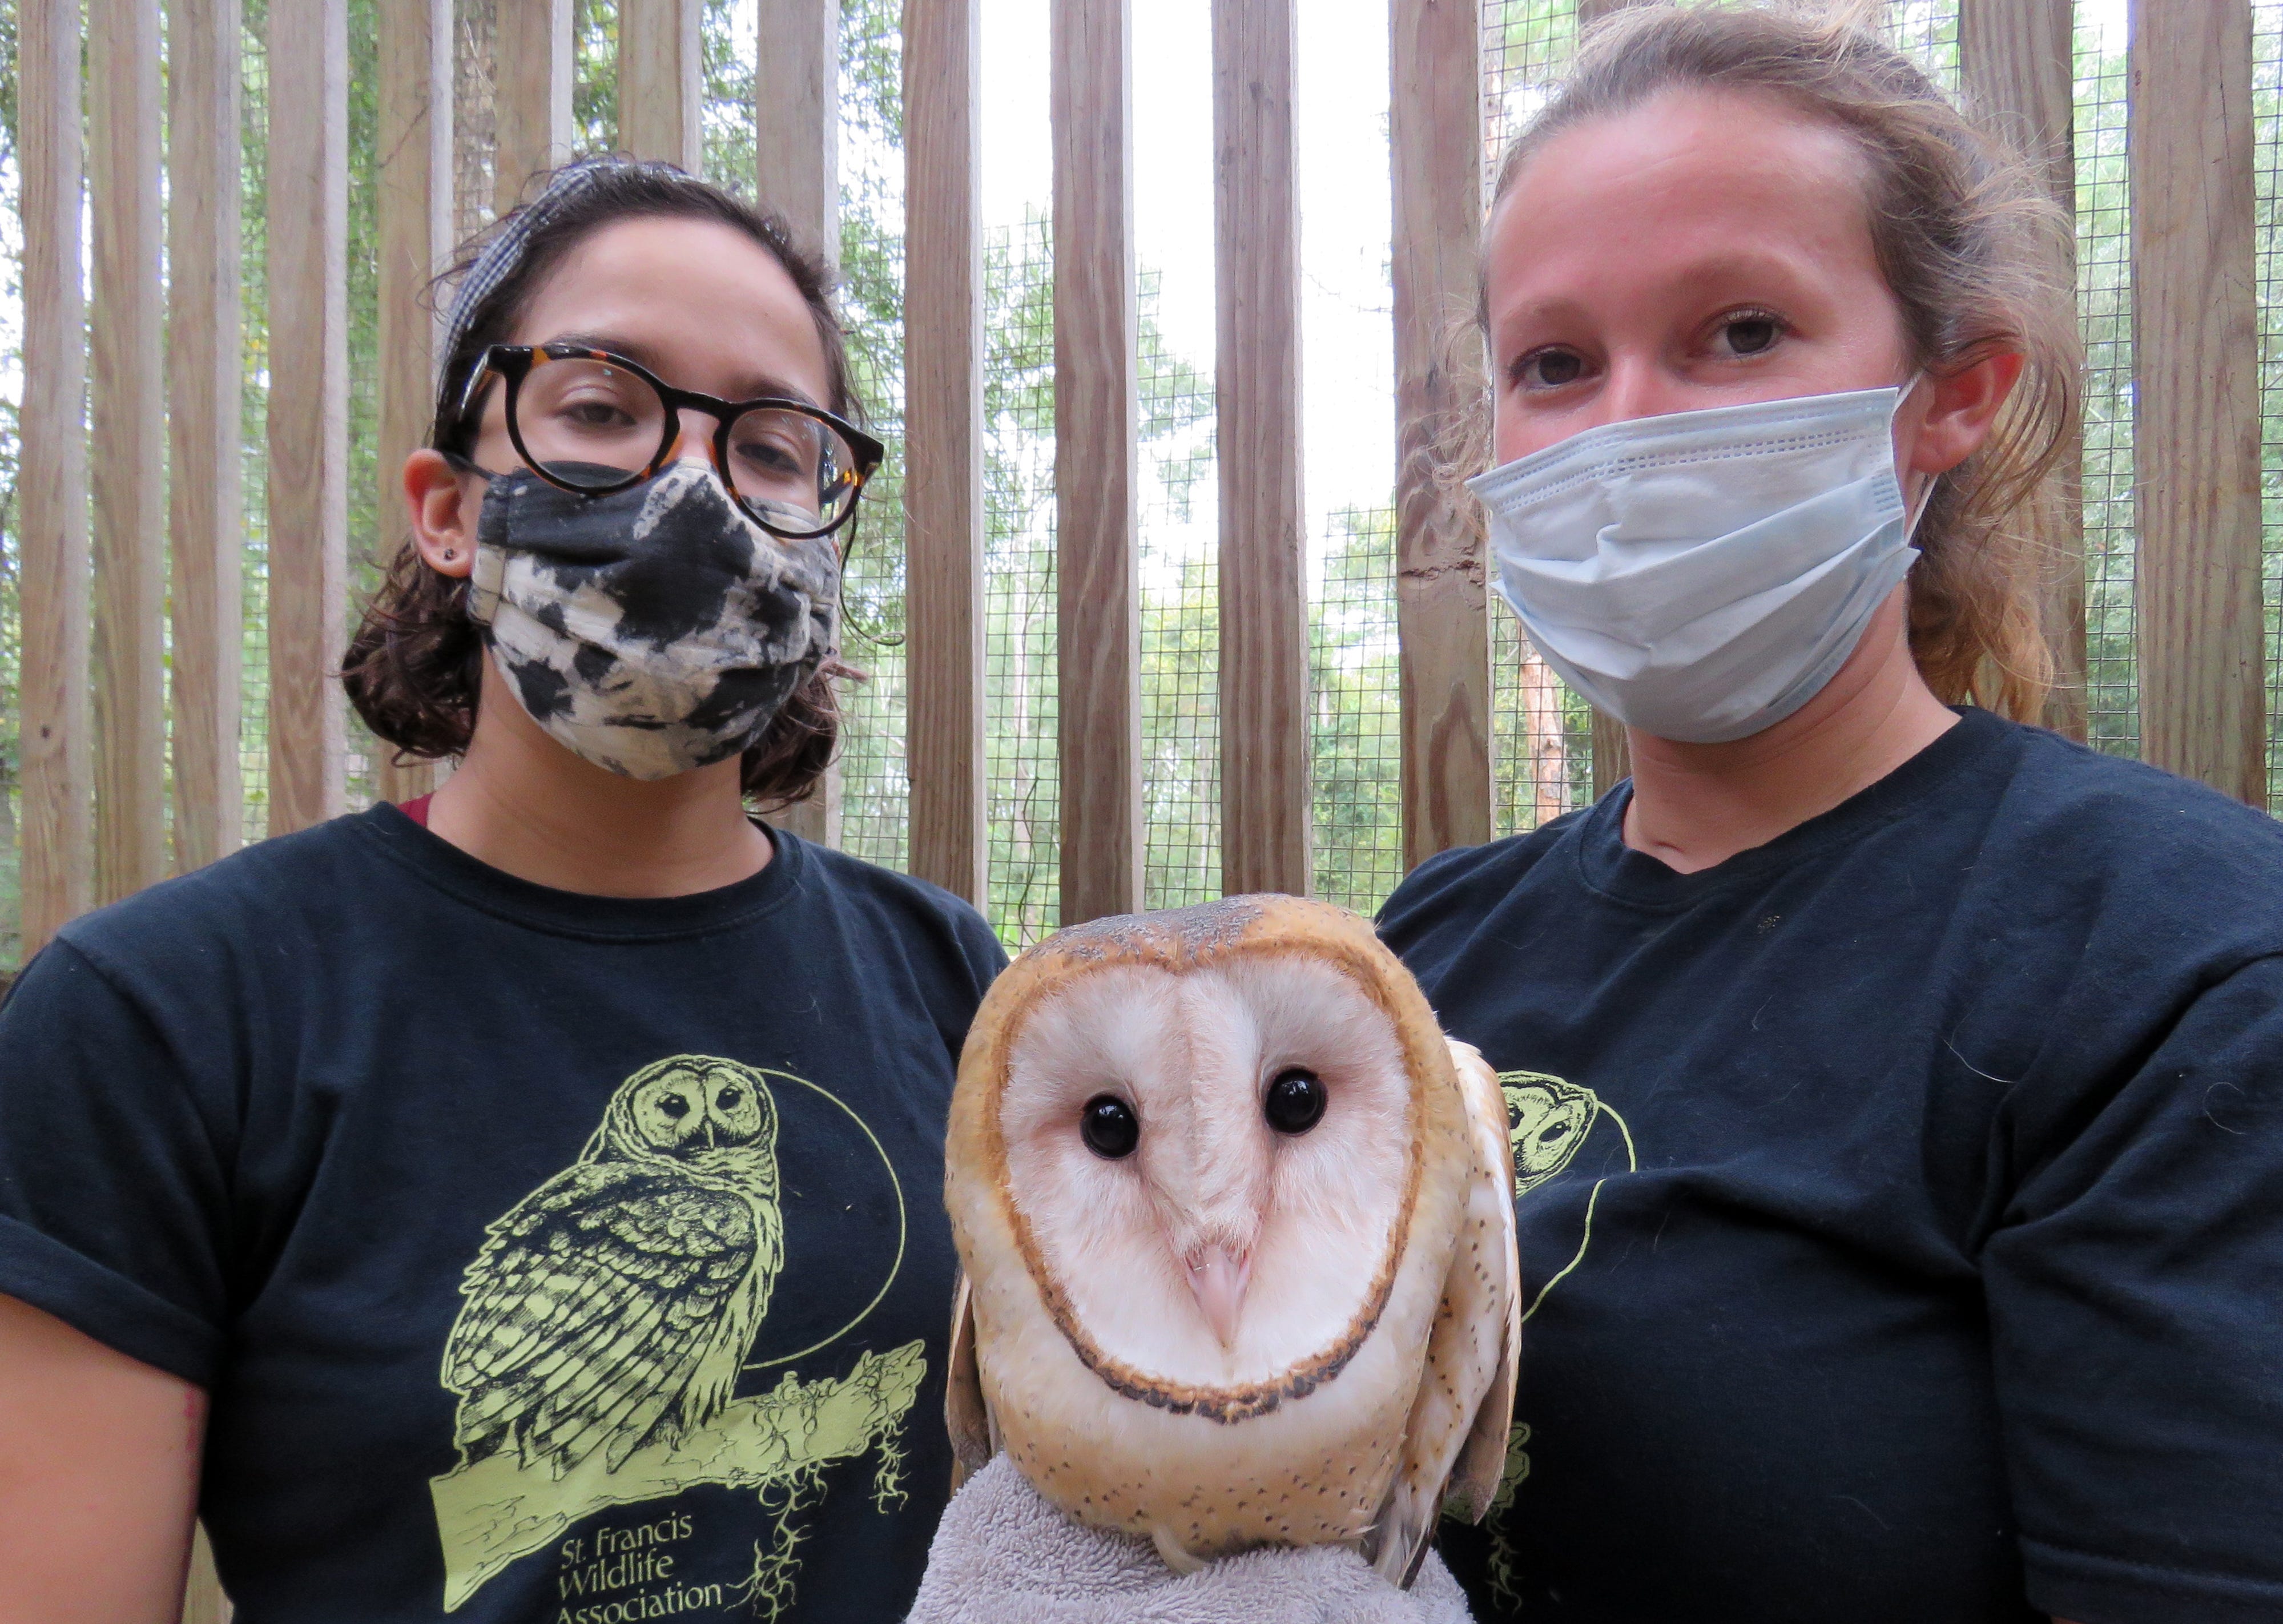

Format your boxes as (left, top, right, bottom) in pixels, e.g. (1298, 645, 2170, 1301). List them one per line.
(442, 1054, 786, 1476)
(944, 895, 1519, 1586)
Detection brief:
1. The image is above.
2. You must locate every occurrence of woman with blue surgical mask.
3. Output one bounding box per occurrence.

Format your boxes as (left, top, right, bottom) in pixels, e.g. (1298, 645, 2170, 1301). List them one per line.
(1379, 10, 2283, 1624)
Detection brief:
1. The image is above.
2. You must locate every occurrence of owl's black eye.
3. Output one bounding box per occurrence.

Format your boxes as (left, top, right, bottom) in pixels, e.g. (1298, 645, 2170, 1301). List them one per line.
(1264, 1068, 1326, 1135)
(1080, 1094, 1139, 1159)
(716, 1086, 743, 1110)
(657, 1093, 690, 1119)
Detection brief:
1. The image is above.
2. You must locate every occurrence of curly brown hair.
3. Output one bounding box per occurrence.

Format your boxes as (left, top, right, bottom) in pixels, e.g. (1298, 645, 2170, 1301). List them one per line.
(341, 159, 863, 808)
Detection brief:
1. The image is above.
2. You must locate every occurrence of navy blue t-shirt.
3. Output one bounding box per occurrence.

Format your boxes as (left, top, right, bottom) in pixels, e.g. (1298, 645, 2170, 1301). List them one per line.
(0, 806, 1004, 1623)
(1378, 708, 2283, 1624)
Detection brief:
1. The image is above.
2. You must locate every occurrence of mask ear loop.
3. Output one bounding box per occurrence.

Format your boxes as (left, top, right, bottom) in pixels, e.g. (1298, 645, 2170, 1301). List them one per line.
(832, 509, 906, 649)
(1893, 371, 1940, 542)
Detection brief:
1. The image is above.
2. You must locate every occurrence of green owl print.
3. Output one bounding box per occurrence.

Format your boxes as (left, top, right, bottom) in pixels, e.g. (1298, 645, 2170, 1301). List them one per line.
(429, 1057, 925, 1619)
(1479, 1070, 1637, 1609)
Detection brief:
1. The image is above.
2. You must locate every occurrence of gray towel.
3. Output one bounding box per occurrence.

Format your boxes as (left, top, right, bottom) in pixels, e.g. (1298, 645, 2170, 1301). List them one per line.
(905, 1456, 1475, 1624)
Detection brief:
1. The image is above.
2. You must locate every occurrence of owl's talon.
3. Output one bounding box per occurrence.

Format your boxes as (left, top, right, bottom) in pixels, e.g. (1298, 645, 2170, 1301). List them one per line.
(1150, 1525, 1206, 1574)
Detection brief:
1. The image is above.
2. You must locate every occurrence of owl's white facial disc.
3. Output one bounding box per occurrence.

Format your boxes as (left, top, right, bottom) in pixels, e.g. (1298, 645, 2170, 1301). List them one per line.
(1000, 955, 1413, 1389)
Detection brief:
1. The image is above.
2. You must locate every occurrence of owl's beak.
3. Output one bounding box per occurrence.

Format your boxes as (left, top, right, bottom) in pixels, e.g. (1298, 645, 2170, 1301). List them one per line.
(1185, 1245, 1251, 1348)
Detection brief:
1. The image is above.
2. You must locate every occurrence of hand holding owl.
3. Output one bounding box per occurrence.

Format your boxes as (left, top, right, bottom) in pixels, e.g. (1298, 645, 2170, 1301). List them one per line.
(931, 896, 1518, 1613)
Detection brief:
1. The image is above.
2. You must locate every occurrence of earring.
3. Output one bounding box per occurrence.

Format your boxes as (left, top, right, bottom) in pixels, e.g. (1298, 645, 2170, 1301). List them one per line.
(442, 549, 456, 561)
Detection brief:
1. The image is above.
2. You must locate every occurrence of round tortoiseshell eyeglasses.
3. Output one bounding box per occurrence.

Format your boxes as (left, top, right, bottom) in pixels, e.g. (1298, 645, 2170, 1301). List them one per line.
(456, 343, 883, 541)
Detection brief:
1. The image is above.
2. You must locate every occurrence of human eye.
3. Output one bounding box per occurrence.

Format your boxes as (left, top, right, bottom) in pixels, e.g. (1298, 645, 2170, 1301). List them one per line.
(735, 433, 802, 474)
(1507, 345, 1592, 392)
(559, 394, 637, 429)
(730, 418, 815, 483)
(1708, 308, 1787, 360)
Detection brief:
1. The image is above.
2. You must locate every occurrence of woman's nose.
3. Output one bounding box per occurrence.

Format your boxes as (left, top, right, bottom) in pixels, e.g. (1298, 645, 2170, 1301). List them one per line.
(664, 415, 719, 469)
(1590, 357, 1691, 431)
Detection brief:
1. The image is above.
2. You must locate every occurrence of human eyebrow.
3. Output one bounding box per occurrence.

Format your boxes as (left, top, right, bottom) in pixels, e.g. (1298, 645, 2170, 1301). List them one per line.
(545, 330, 664, 371)
(718, 373, 822, 410)
(541, 332, 823, 409)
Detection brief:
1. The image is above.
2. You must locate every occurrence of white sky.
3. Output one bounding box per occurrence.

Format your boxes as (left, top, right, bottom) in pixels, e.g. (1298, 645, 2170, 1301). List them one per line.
(979, 0, 1399, 541)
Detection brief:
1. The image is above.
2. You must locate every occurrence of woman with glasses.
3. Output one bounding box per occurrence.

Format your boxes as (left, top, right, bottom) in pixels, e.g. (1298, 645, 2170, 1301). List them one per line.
(0, 159, 1003, 1624)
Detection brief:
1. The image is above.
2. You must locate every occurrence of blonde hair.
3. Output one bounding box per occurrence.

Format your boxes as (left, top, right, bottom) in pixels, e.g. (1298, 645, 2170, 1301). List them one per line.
(1484, 3, 2081, 720)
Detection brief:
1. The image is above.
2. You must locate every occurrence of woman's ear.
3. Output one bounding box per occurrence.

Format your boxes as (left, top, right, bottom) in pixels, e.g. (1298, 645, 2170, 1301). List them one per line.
(405, 449, 480, 579)
(1905, 348, 2026, 479)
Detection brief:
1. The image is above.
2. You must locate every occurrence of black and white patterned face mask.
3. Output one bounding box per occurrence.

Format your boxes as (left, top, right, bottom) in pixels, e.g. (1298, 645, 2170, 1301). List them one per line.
(467, 460, 840, 781)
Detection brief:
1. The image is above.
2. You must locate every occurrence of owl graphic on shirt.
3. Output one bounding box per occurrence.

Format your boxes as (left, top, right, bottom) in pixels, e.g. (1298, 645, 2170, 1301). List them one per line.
(1485, 1069, 1638, 1609)
(441, 1054, 787, 1476)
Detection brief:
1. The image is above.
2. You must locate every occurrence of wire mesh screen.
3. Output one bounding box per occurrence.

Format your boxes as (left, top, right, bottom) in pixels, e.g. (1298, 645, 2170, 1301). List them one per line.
(1483, 0, 1592, 837)
(1886, 0, 1960, 94)
(1299, 0, 1403, 913)
(984, 217, 1061, 947)
(1137, 273, 1222, 911)
(835, 0, 912, 869)
(703, 0, 760, 186)
(241, 1, 275, 842)
(2257, 3, 2283, 803)
(2076, 5, 2137, 755)
(344, 0, 385, 813)
(1311, 509, 1403, 907)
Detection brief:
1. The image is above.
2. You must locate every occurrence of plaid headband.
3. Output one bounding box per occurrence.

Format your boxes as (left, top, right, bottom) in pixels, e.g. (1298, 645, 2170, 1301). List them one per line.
(439, 156, 693, 416)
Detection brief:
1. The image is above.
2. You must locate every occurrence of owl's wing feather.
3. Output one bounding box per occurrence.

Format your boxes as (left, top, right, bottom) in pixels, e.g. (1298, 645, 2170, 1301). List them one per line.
(750, 1191, 786, 1324)
(1370, 1039, 1524, 1588)
(1438, 1039, 1523, 1520)
(944, 1271, 996, 1482)
(443, 1160, 760, 1470)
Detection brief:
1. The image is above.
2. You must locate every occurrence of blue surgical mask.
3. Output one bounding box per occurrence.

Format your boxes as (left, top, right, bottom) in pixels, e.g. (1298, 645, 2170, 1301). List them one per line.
(1467, 384, 1930, 745)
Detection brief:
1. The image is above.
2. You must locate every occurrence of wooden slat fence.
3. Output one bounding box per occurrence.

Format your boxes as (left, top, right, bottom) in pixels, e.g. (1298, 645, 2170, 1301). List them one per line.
(6, 7, 2272, 937)
(1052, 0, 1145, 923)
(2131, 0, 2266, 804)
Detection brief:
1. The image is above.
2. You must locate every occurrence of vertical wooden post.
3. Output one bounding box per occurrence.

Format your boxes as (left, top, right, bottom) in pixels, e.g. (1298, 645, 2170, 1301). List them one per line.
(168, 0, 245, 876)
(1214, 0, 1310, 897)
(1054, 0, 1143, 923)
(19, 0, 92, 952)
(1588, 713, 1628, 798)
(1962, 0, 2084, 741)
(376, 0, 454, 805)
(759, 0, 847, 851)
(759, 0, 840, 248)
(2130, 0, 2263, 804)
(88, 0, 168, 901)
(903, 0, 987, 902)
(620, 0, 706, 171)
(267, 0, 351, 836)
(494, 0, 572, 213)
(1391, 0, 1491, 868)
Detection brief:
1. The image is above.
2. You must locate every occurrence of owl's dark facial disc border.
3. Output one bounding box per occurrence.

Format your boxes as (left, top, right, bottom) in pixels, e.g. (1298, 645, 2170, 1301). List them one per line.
(1037, 1235, 1400, 1425)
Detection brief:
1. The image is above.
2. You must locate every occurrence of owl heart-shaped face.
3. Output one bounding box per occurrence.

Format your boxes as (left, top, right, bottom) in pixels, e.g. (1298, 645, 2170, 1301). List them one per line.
(948, 896, 1520, 1582)
(993, 933, 1418, 1397)
(625, 1061, 774, 1156)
